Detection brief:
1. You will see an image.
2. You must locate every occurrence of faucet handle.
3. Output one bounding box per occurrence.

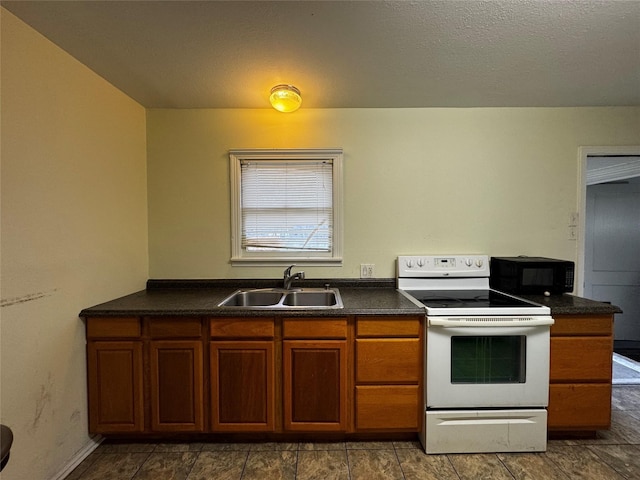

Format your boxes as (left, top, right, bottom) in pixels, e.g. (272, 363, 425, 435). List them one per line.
(284, 264, 296, 277)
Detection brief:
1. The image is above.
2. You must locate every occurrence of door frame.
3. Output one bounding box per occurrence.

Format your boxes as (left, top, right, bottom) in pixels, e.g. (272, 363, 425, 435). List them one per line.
(576, 145, 640, 296)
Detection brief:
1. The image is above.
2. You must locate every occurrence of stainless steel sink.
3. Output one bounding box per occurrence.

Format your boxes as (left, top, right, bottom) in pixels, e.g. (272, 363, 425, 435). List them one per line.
(283, 290, 339, 307)
(218, 288, 343, 309)
(218, 289, 284, 307)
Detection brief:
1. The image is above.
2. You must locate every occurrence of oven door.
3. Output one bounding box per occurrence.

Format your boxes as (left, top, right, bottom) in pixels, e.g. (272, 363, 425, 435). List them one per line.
(426, 318, 552, 408)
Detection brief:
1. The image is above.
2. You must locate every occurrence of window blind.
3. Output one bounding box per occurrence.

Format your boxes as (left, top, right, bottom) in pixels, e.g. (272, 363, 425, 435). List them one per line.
(240, 160, 333, 252)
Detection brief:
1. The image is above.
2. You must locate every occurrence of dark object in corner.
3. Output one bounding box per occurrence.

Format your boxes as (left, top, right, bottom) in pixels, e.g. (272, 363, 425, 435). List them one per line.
(0, 424, 13, 471)
(614, 340, 640, 363)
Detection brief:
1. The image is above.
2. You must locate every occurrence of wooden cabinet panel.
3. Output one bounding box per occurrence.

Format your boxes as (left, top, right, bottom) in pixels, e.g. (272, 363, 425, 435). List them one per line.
(548, 313, 614, 433)
(355, 385, 419, 430)
(548, 383, 612, 430)
(283, 340, 348, 431)
(210, 341, 275, 431)
(147, 317, 202, 338)
(87, 341, 144, 433)
(356, 338, 420, 383)
(210, 318, 274, 338)
(87, 317, 140, 338)
(550, 337, 612, 382)
(149, 340, 204, 432)
(283, 317, 347, 339)
(356, 316, 421, 337)
(551, 315, 613, 336)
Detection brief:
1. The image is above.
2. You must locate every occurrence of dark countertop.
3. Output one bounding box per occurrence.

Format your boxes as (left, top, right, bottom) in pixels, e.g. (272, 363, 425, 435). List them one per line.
(79, 279, 423, 317)
(520, 293, 622, 315)
(79, 279, 622, 318)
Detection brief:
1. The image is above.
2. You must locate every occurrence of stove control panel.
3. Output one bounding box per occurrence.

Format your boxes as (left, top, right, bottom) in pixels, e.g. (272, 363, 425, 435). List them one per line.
(397, 255, 489, 278)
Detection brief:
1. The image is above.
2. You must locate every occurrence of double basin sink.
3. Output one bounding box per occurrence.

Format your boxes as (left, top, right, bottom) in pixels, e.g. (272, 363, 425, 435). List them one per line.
(218, 287, 343, 309)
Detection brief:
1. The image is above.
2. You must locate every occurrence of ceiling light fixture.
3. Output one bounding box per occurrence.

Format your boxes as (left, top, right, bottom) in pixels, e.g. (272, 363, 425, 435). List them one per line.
(269, 84, 302, 113)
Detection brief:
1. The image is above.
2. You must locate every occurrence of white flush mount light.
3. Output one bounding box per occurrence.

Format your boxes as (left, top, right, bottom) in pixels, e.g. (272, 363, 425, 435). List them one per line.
(269, 84, 302, 113)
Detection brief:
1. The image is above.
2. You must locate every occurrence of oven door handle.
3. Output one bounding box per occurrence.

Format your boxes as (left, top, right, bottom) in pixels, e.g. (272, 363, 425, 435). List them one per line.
(428, 316, 555, 327)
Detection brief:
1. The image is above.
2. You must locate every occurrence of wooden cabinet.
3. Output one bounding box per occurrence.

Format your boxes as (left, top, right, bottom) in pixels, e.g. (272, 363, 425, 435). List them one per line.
(87, 313, 425, 437)
(354, 316, 422, 431)
(548, 314, 614, 432)
(283, 318, 348, 431)
(86, 318, 144, 433)
(147, 317, 204, 432)
(210, 318, 275, 432)
(87, 316, 204, 434)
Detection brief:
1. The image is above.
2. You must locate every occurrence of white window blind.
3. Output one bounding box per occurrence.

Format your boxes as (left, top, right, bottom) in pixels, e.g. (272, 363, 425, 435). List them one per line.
(229, 149, 343, 264)
(241, 160, 333, 252)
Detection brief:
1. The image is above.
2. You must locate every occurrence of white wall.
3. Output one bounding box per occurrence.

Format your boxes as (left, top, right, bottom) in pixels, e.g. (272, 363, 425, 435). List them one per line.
(1, 9, 148, 480)
(147, 107, 640, 280)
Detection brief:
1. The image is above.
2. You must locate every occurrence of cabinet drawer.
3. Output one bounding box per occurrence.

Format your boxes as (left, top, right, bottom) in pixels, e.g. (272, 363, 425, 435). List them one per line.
(356, 316, 421, 337)
(550, 337, 612, 382)
(283, 317, 347, 339)
(87, 317, 140, 338)
(548, 383, 611, 430)
(355, 385, 419, 430)
(210, 318, 274, 338)
(356, 338, 421, 383)
(551, 315, 613, 336)
(147, 317, 202, 338)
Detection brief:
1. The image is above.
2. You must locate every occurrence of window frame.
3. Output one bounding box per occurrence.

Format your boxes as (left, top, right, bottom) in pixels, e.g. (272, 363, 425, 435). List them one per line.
(229, 148, 343, 265)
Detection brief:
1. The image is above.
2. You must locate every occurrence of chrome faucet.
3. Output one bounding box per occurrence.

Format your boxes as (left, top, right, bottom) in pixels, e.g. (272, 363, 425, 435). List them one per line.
(283, 264, 305, 290)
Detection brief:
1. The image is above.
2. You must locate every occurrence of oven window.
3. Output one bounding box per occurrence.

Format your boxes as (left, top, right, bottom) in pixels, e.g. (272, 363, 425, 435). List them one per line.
(451, 336, 526, 384)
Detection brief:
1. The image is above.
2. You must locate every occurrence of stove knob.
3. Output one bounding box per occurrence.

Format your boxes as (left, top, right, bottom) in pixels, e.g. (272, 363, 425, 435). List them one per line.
(465, 258, 473, 267)
(406, 259, 414, 268)
(417, 258, 425, 267)
(476, 258, 484, 268)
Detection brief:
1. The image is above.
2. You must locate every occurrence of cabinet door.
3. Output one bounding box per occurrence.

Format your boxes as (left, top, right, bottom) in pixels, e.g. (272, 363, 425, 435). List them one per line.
(548, 383, 612, 430)
(356, 338, 420, 383)
(283, 340, 348, 431)
(355, 385, 419, 430)
(149, 340, 204, 432)
(550, 337, 613, 382)
(210, 341, 275, 432)
(87, 341, 144, 433)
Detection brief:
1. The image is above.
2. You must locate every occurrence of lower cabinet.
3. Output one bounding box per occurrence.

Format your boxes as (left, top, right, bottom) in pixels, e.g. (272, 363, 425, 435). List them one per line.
(87, 340, 144, 433)
(210, 317, 276, 432)
(87, 318, 144, 433)
(148, 317, 204, 432)
(283, 340, 348, 431)
(354, 316, 423, 431)
(210, 341, 275, 431)
(86, 314, 423, 436)
(283, 318, 348, 431)
(548, 314, 614, 432)
(149, 340, 204, 431)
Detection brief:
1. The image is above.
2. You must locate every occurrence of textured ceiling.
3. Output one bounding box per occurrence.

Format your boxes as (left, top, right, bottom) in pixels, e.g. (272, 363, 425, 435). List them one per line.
(2, 0, 639, 109)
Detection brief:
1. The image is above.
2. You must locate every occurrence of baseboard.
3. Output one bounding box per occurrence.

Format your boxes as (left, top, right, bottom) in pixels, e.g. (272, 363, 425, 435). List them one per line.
(48, 435, 103, 480)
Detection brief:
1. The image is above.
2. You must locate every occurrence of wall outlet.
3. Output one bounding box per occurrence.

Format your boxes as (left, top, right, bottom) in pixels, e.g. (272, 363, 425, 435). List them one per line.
(568, 225, 578, 241)
(568, 211, 578, 226)
(360, 264, 375, 278)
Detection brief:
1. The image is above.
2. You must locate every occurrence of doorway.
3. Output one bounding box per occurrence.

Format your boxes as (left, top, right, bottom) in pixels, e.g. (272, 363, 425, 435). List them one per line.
(578, 147, 640, 360)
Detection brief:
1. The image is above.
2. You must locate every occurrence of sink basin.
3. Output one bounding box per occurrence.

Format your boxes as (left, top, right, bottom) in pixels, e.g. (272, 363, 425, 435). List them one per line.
(218, 288, 343, 309)
(283, 291, 339, 307)
(218, 289, 284, 307)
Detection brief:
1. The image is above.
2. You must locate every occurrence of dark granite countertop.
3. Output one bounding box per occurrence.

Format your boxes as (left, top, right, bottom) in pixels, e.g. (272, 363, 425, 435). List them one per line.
(519, 293, 622, 315)
(79, 279, 622, 318)
(79, 279, 423, 318)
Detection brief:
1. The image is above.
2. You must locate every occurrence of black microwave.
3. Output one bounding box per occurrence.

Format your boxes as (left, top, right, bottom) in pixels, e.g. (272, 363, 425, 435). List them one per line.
(489, 256, 575, 295)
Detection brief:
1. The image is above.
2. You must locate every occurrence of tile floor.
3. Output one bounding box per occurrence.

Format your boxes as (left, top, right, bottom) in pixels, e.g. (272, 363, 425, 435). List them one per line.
(66, 386, 640, 480)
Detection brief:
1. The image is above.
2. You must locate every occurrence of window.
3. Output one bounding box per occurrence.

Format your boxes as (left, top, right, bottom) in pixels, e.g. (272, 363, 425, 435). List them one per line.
(230, 149, 343, 264)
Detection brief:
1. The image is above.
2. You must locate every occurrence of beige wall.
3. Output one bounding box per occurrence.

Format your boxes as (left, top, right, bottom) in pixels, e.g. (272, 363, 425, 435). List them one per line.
(147, 107, 640, 280)
(1, 10, 148, 480)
